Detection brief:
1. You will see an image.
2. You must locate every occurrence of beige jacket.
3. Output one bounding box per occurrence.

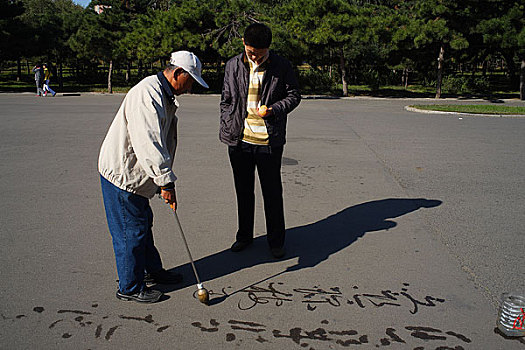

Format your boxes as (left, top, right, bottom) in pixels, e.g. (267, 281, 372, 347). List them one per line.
(98, 74, 178, 199)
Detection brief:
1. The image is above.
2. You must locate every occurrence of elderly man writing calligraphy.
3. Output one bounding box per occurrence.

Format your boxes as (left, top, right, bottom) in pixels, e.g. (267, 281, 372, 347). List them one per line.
(99, 51, 208, 303)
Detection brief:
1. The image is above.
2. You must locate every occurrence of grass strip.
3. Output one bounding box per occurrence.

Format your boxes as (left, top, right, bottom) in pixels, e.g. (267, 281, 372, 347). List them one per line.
(410, 104, 525, 115)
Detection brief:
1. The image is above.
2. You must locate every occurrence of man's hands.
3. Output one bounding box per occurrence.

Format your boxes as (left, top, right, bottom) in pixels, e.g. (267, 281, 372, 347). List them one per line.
(161, 188, 177, 211)
(257, 105, 273, 118)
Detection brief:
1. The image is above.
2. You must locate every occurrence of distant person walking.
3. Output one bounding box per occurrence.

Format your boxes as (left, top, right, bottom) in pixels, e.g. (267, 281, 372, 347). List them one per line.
(42, 64, 56, 97)
(32, 64, 45, 97)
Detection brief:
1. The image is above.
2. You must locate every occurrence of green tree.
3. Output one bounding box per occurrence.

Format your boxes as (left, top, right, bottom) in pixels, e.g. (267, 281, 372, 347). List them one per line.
(280, 0, 357, 95)
(279, 0, 399, 95)
(158, 0, 214, 59)
(19, 0, 62, 57)
(476, 1, 525, 99)
(0, 0, 28, 80)
(206, 0, 263, 60)
(117, 10, 158, 81)
(69, 0, 131, 92)
(120, 0, 218, 82)
(388, 4, 420, 88)
(410, 0, 471, 98)
(3, 0, 83, 84)
(49, 0, 84, 87)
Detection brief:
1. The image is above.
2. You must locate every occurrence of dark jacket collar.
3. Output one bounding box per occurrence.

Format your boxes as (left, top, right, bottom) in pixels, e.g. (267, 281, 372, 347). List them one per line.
(242, 51, 272, 70)
(157, 71, 175, 104)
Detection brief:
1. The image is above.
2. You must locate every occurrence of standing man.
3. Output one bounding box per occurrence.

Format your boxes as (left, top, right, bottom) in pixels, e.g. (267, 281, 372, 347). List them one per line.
(220, 23, 301, 259)
(99, 51, 208, 303)
(32, 64, 45, 97)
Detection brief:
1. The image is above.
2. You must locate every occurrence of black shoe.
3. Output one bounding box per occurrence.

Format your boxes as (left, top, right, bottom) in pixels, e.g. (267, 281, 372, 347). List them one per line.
(231, 240, 253, 252)
(145, 269, 183, 285)
(116, 288, 162, 303)
(270, 247, 286, 259)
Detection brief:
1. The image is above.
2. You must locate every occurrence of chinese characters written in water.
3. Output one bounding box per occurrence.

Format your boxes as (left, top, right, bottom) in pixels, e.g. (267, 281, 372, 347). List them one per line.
(207, 282, 445, 314)
(191, 318, 472, 349)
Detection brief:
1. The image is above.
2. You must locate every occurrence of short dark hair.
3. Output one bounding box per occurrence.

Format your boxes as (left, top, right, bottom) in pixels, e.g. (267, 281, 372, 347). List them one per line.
(243, 23, 272, 49)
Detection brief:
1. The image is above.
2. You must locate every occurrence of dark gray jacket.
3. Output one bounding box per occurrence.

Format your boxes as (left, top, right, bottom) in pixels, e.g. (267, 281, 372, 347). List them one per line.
(33, 66, 44, 83)
(220, 51, 301, 147)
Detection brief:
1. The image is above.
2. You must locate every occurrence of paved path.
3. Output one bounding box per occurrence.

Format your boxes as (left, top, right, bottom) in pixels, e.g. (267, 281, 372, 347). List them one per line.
(1, 94, 524, 349)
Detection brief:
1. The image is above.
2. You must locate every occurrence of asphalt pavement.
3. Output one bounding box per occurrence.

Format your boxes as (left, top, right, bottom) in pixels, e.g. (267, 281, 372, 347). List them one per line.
(0, 93, 524, 349)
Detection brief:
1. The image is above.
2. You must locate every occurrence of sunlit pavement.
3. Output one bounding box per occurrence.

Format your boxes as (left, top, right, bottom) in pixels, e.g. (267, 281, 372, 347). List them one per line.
(1, 94, 524, 349)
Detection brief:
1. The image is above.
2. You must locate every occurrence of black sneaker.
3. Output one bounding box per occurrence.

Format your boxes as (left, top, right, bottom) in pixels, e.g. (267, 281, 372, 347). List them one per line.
(230, 240, 253, 252)
(116, 288, 162, 303)
(270, 247, 286, 259)
(145, 269, 183, 285)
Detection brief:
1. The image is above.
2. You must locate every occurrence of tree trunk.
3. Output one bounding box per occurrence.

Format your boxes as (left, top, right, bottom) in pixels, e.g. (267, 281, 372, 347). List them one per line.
(339, 47, 348, 96)
(75, 61, 78, 80)
(502, 52, 519, 90)
(59, 60, 63, 89)
(520, 57, 525, 101)
(126, 61, 131, 83)
(435, 44, 445, 99)
(402, 68, 409, 89)
(16, 58, 21, 82)
(108, 60, 113, 94)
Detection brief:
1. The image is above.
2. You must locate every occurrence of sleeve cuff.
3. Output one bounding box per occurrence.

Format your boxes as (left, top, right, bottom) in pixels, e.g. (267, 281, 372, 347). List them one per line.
(161, 182, 175, 190)
(153, 172, 177, 187)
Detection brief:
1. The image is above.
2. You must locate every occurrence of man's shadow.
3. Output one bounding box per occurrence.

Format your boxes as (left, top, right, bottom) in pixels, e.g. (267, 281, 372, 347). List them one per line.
(160, 198, 441, 298)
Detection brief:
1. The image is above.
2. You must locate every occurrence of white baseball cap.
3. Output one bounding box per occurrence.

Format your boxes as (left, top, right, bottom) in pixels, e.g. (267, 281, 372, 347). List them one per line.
(170, 51, 209, 89)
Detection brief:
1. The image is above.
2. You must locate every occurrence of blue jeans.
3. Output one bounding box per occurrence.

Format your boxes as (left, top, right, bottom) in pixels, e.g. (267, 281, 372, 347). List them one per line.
(100, 175, 162, 294)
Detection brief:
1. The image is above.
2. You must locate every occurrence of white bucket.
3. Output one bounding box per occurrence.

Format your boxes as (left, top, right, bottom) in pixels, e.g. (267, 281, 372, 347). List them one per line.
(497, 293, 525, 337)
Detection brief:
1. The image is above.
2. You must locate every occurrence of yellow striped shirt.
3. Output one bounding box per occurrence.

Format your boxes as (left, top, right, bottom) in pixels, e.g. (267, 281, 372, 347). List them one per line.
(242, 58, 269, 145)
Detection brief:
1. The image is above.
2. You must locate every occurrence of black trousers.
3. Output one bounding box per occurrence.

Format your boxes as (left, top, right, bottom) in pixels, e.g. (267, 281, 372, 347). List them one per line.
(228, 142, 285, 248)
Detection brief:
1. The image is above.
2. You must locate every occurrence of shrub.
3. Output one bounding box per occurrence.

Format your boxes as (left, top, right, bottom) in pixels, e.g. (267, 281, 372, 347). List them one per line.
(442, 75, 490, 95)
(441, 76, 467, 94)
(469, 76, 490, 93)
(298, 68, 337, 93)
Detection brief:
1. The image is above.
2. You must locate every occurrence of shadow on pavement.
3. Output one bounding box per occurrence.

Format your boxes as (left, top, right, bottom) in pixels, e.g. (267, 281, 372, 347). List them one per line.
(159, 198, 442, 298)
